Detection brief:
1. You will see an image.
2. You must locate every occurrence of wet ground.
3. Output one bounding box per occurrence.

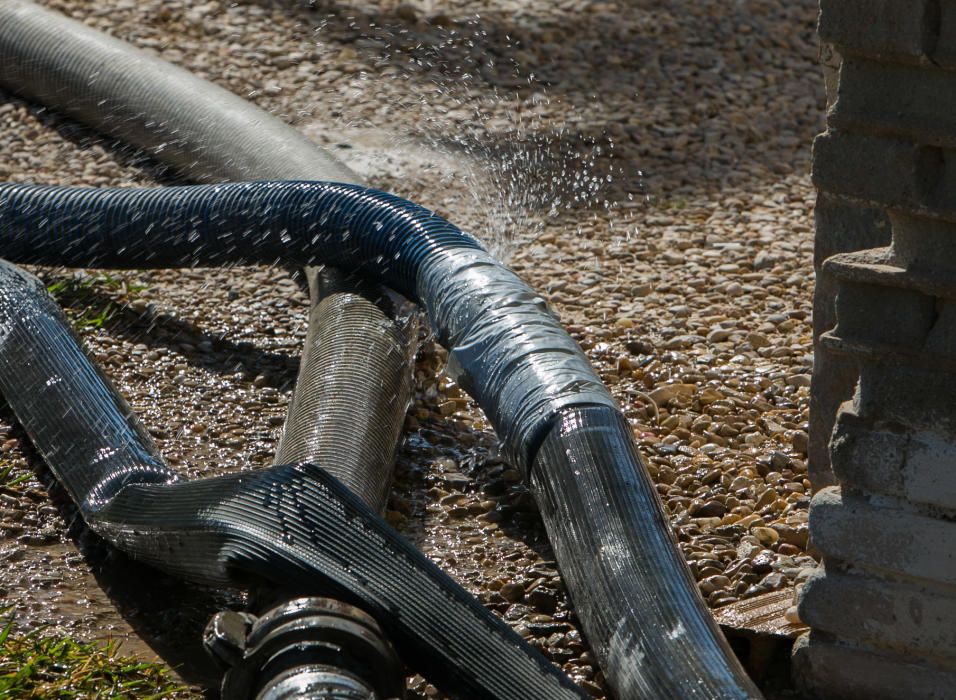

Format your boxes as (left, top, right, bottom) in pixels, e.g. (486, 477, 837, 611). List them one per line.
(0, 0, 823, 696)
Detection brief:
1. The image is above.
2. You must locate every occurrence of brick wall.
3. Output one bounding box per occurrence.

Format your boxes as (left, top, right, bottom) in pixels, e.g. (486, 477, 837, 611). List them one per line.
(796, 1, 956, 696)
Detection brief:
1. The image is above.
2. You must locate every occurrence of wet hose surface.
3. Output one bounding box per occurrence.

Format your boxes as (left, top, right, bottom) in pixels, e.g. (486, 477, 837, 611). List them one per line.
(0, 259, 583, 699)
(531, 407, 762, 699)
(0, 1, 586, 697)
(273, 268, 417, 514)
(0, 1, 762, 697)
(0, 180, 761, 698)
(0, 0, 409, 516)
(261, 268, 415, 697)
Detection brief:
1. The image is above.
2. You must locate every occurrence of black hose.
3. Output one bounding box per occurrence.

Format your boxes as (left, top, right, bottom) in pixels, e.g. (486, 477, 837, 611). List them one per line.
(0, 1, 763, 696)
(531, 406, 759, 698)
(0, 179, 761, 698)
(0, 1, 580, 696)
(0, 0, 413, 518)
(0, 181, 476, 296)
(0, 259, 583, 699)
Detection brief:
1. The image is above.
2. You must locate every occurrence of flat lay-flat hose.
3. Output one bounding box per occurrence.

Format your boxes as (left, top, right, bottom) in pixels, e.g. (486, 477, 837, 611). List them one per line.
(0, 259, 582, 699)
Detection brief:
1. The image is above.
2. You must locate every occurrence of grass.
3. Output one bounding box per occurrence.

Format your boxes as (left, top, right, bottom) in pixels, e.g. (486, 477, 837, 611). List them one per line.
(0, 468, 201, 698)
(45, 272, 149, 331)
(0, 610, 200, 699)
(0, 462, 31, 490)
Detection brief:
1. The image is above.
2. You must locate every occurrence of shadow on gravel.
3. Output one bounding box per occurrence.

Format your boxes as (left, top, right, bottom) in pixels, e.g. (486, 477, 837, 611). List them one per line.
(42, 279, 301, 388)
(251, 0, 823, 199)
(0, 88, 186, 188)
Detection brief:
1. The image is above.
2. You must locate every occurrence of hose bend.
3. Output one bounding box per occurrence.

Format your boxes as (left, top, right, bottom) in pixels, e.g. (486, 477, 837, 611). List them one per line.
(0, 180, 761, 697)
(0, 259, 583, 699)
(0, 0, 414, 517)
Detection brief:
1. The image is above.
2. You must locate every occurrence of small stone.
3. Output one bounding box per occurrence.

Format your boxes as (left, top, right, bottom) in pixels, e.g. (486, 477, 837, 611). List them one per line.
(746, 332, 770, 348)
(394, 4, 419, 22)
(784, 605, 802, 624)
(664, 334, 704, 349)
(689, 499, 727, 518)
(528, 589, 558, 614)
(729, 476, 752, 492)
(500, 582, 525, 603)
(770, 451, 792, 470)
(707, 328, 732, 342)
(786, 373, 811, 388)
(649, 383, 695, 405)
(751, 526, 780, 546)
(751, 551, 775, 574)
(755, 490, 777, 509)
(753, 251, 775, 270)
(773, 523, 809, 549)
(626, 339, 655, 355)
(761, 572, 786, 590)
(791, 430, 809, 455)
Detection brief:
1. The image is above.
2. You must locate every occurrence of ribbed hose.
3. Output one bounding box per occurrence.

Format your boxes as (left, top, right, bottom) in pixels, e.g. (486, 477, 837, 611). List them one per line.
(531, 407, 761, 698)
(274, 268, 417, 513)
(0, 259, 583, 699)
(0, 1, 762, 697)
(0, 179, 761, 698)
(0, 0, 411, 515)
(0, 2, 582, 697)
(0, 181, 479, 292)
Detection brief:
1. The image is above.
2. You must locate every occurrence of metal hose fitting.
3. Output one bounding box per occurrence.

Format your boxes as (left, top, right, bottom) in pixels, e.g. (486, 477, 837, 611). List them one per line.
(205, 597, 405, 700)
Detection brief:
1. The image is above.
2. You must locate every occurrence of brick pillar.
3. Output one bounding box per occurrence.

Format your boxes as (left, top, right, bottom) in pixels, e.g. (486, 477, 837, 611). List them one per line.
(796, 2, 956, 697)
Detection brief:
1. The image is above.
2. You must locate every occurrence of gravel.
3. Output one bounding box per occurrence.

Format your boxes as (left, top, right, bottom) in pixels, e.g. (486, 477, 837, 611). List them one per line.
(0, 0, 824, 696)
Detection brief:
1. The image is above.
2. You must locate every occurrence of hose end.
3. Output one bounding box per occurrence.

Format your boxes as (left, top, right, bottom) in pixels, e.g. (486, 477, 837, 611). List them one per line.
(204, 597, 405, 700)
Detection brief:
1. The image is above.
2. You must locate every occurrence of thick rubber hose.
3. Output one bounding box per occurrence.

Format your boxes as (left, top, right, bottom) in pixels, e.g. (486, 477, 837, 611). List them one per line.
(531, 407, 762, 699)
(0, 4, 578, 697)
(0, 2, 762, 697)
(0, 259, 583, 700)
(274, 267, 417, 513)
(0, 179, 761, 698)
(0, 0, 412, 516)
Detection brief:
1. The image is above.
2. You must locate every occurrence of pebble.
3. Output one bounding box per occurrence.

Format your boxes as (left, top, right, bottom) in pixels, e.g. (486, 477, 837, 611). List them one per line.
(500, 582, 526, 603)
(791, 430, 809, 455)
(751, 526, 780, 546)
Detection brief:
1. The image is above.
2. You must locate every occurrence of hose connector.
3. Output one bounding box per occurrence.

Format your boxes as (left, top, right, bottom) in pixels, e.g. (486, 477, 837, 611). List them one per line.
(204, 597, 405, 700)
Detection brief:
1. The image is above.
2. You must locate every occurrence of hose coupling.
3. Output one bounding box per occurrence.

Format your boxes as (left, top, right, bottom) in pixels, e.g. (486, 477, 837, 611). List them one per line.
(204, 597, 405, 700)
